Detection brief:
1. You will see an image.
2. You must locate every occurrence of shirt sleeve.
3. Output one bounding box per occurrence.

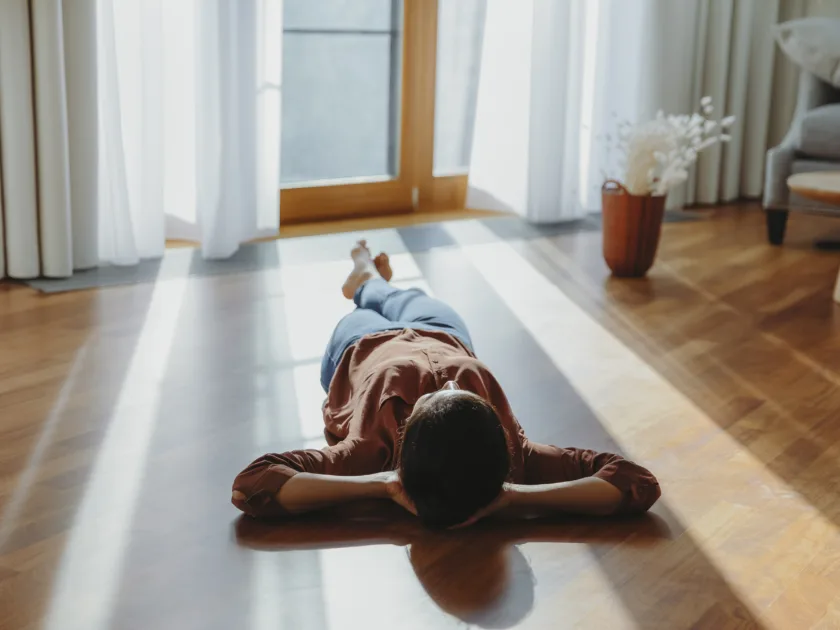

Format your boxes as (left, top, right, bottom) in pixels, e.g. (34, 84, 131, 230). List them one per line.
(523, 441, 661, 514)
(231, 438, 386, 518)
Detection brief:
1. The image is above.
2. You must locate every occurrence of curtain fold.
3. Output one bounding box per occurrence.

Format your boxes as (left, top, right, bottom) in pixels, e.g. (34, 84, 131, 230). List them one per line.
(31, 0, 74, 277)
(468, 0, 801, 220)
(0, 0, 282, 279)
(0, 0, 41, 279)
(64, 0, 100, 270)
(0, 0, 98, 279)
(466, 0, 588, 223)
(689, 0, 781, 204)
(100, 0, 282, 263)
(196, 0, 282, 258)
(600, 0, 788, 208)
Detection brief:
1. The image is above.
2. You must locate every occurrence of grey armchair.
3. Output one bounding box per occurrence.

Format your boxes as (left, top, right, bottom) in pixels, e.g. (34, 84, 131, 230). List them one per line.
(763, 70, 840, 244)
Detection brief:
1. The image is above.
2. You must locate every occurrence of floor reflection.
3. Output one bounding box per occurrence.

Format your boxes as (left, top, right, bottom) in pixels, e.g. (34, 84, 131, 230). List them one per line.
(235, 511, 670, 628)
(408, 534, 535, 628)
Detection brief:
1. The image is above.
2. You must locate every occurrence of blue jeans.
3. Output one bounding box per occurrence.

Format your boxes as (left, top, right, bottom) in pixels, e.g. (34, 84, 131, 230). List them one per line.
(320, 278, 474, 392)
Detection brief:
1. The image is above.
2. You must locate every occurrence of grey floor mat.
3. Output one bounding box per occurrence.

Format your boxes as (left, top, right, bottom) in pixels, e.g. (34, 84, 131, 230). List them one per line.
(22, 211, 703, 294)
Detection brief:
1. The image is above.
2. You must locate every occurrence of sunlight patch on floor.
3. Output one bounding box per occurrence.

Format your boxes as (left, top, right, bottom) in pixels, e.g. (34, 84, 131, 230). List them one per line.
(248, 237, 424, 630)
(43, 260, 191, 630)
(250, 263, 328, 630)
(318, 545, 448, 630)
(247, 231, 446, 630)
(250, 553, 286, 630)
(254, 247, 425, 364)
(309, 234, 455, 630)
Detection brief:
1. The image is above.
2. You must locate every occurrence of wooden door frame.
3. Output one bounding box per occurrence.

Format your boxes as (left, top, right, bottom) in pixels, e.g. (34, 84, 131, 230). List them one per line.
(279, 0, 467, 225)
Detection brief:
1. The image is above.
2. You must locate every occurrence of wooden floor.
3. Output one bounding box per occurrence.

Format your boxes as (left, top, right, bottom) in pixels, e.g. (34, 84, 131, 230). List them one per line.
(2, 205, 840, 629)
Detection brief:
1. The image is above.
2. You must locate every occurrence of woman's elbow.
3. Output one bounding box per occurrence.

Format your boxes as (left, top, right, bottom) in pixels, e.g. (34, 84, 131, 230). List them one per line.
(231, 490, 253, 515)
(231, 458, 297, 518)
(231, 487, 290, 519)
(621, 482, 661, 515)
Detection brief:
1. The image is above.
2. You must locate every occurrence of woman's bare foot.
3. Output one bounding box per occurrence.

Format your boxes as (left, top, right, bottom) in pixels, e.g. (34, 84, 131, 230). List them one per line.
(342, 240, 379, 299)
(374, 253, 393, 281)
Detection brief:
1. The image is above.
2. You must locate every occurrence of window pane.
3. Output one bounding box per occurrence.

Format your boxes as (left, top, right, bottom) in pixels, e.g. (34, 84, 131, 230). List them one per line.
(433, 0, 486, 175)
(281, 34, 398, 183)
(280, 2, 403, 184)
(284, 0, 394, 32)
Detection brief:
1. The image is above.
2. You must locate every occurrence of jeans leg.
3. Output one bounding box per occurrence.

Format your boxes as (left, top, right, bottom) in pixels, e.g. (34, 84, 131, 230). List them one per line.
(353, 277, 407, 314)
(320, 307, 398, 392)
(354, 278, 473, 350)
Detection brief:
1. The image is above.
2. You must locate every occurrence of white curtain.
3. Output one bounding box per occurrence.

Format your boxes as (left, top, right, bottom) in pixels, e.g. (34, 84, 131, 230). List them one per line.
(434, 0, 486, 175)
(468, 0, 797, 221)
(0, 0, 282, 280)
(466, 0, 588, 223)
(634, 0, 783, 207)
(99, 0, 282, 262)
(0, 0, 98, 278)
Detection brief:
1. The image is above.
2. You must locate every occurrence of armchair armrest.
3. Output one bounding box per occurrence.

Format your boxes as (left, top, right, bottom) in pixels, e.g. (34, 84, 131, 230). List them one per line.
(764, 71, 840, 209)
(780, 71, 840, 150)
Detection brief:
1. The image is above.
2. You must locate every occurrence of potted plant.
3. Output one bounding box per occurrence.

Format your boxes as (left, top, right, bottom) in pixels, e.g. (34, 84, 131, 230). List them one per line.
(602, 97, 734, 277)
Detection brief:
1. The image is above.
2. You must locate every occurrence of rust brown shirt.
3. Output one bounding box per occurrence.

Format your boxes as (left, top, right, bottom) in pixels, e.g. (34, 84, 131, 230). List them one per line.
(232, 329, 661, 518)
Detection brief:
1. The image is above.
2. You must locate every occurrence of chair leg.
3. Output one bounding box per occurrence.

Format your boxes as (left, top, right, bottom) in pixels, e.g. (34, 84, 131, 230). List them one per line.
(766, 209, 788, 246)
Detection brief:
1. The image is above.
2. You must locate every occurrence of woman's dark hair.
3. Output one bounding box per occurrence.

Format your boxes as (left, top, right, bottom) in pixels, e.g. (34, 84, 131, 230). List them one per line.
(398, 393, 510, 529)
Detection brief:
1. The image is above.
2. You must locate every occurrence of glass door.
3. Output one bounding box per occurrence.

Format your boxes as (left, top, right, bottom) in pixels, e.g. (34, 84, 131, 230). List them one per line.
(279, 0, 484, 224)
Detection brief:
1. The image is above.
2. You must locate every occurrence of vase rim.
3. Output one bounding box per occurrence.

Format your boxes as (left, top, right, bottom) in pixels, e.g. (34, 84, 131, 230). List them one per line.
(601, 189, 666, 199)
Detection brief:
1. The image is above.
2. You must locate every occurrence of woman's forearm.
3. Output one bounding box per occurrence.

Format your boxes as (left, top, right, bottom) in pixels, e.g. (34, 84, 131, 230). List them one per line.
(276, 472, 389, 514)
(506, 477, 624, 517)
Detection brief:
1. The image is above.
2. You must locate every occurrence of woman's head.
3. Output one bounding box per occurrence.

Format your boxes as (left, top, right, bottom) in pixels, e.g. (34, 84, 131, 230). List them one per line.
(398, 381, 510, 529)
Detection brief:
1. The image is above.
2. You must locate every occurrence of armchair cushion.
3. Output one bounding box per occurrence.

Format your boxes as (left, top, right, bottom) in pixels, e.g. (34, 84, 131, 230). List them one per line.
(799, 104, 840, 160)
(775, 18, 840, 87)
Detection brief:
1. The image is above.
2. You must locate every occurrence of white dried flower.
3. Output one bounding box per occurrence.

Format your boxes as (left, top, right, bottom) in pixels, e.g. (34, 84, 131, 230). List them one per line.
(603, 96, 736, 195)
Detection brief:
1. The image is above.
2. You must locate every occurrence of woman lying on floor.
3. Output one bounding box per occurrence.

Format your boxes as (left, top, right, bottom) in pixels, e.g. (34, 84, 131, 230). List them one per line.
(232, 241, 661, 529)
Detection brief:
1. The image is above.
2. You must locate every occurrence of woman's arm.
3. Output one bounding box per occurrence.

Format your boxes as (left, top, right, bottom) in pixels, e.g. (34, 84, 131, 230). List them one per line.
(522, 442, 661, 515)
(457, 477, 624, 527)
(233, 467, 416, 517)
(233, 399, 407, 519)
(261, 471, 398, 514)
(506, 476, 624, 517)
(232, 438, 393, 518)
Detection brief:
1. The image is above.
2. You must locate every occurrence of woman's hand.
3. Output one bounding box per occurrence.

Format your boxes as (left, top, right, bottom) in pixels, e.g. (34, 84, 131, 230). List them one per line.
(452, 484, 514, 528)
(380, 470, 417, 515)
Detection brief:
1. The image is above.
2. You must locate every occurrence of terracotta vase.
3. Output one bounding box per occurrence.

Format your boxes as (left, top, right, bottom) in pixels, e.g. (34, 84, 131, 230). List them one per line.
(601, 180, 666, 278)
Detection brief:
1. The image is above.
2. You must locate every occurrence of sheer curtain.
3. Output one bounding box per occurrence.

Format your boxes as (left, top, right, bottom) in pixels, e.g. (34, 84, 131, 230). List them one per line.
(590, 0, 784, 209)
(466, 0, 589, 223)
(99, 0, 282, 262)
(468, 0, 793, 221)
(0, 0, 281, 280)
